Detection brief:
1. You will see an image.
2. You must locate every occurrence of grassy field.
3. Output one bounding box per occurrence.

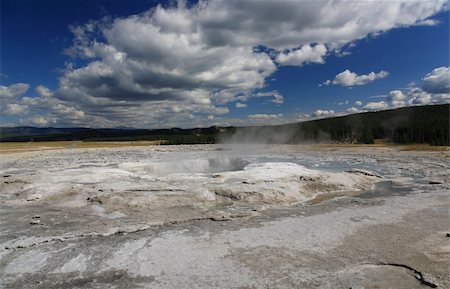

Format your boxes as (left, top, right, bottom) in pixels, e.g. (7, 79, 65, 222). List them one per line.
(0, 140, 448, 154)
(0, 140, 163, 153)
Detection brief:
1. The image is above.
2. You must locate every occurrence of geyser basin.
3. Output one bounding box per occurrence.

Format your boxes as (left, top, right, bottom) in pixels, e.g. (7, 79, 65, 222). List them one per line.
(208, 162, 382, 203)
(119, 157, 249, 176)
(8, 150, 383, 212)
(1, 145, 448, 289)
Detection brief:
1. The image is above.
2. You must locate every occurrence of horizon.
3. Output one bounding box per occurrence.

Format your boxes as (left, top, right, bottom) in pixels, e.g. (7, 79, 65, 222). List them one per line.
(0, 103, 448, 130)
(1, 0, 449, 128)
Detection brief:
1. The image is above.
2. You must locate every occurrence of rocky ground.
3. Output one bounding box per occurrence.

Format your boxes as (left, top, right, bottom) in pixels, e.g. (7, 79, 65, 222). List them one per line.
(0, 144, 448, 288)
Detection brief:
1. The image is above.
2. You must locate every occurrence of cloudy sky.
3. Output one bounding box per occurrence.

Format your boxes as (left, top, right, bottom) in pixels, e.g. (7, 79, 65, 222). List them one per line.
(1, 0, 449, 128)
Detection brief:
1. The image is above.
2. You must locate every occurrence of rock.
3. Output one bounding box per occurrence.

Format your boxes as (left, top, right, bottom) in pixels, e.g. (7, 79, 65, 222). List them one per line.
(345, 169, 383, 178)
(26, 194, 42, 201)
(446, 233, 450, 237)
(87, 196, 102, 204)
(30, 220, 41, 225)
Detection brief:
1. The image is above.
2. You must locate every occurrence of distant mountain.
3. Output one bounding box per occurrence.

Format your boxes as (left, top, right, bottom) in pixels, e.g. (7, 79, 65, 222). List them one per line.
(0, 125, 223, 143)
(1, 104, 448, 145)
(0, 127, 88, 138)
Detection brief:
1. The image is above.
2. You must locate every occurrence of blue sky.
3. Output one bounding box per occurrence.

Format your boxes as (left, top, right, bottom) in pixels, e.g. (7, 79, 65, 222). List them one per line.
(1, 0, 449, 128)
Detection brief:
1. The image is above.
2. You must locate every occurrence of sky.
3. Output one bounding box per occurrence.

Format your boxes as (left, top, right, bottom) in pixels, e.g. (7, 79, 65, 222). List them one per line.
(1, 0, 449, 128)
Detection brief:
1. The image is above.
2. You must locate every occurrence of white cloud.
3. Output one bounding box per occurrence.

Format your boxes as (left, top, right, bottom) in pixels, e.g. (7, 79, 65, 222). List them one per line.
(235, 102, 247, 108)
(256, 91, 284, 104)
(35, 85, 53, 98)
(26, 116, 54, 127)
(276, 44, 327, 66)
(324, 69, 389, 86)
(408, 88, 432, 105)
(58, 1, 448, 127)
(383, 67, 450, 108)
(387, 90, 407, 107)
(0, 83, 29, 98)
(58, 6, 277, 107)
(342, 67, 449, 117)
(296, 113, 311, 120)
(272, 94, 284, 104)
(195, 0, 445, 49)
(363, 101, 389, 111)
(3, 1, 449, 127)
(422, 66, 450, 93)
(388, 90, 406, 101)
(354, 100, 362, 106)
(347, 107, 359, 114)
(0, 83, 90, 127)
(3, 103, 28, 115)
(434, 93, 450, 103)
(312, 109, 335, 117)
(247, 113, 282, 120)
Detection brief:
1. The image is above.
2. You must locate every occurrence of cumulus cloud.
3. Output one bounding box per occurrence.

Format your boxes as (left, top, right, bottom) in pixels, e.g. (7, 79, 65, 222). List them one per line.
(422, 66, 450, 93)
(58, 5, 277, 107)
(57, 0, 447, 127)
(0, 83, 29, 98)
(272, 94, 284, 104)
(195, 0, 445, 49)
(387, 87, 436, 107)
(434, 94, 450, 103)
(410, 66, 450, 105)
(387, 90, 407, 107)
(3, 103, 28, 115)
(312, 109, 335, 117)
(347, 107, 359, 114)
(276, 44, 327, 66)
(339, 67, 449, 117)
(254, 90, 284, 104)
(235, 102, 247, 108)
(388, 90, 406, 101)
(383, 67, 450, 109)
(0, 83, 89, 127)
(30, 116, 52, 126)
(0, 83, 30, 117)
(363, 101, 389, 111)
(35, 85, 53, 98)
(247, 113, 282, 120)
(3, 0, 449, 127)
(408, 88, 432, 105)
(323, 69, 389, 86)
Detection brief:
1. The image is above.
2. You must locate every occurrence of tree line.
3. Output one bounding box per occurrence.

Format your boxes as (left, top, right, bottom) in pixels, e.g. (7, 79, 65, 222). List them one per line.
(1, 104, 448, 146)
(220, 104, 449, 146)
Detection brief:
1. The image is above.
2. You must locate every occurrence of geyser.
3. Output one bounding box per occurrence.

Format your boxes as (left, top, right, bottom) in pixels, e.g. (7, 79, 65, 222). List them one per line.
(119, 157, 249, 176)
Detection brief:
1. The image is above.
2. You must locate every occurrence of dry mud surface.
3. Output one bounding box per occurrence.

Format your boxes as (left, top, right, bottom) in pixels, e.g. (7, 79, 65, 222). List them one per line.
(0, 144, 448, 288)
